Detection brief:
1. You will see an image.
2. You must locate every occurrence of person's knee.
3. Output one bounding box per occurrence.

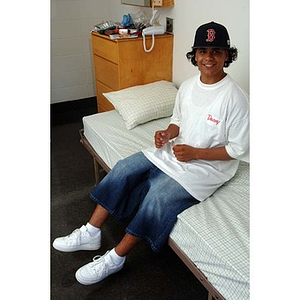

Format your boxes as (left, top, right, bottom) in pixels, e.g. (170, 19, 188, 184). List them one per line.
(113, 159, 128, 174)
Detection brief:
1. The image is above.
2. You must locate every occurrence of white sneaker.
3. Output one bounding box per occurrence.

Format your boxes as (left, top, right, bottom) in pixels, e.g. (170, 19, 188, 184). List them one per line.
(52, 225, 101, 252)
(75, 251, 125, 285)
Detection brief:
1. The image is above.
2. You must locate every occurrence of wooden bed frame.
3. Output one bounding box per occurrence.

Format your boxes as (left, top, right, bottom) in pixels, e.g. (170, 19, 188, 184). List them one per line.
(79, 129, 225, 300)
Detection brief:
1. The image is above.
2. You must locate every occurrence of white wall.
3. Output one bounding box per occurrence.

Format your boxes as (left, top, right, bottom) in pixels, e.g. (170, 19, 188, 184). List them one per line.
(51, 0, 249, 104)
(51, 0, 108, 104)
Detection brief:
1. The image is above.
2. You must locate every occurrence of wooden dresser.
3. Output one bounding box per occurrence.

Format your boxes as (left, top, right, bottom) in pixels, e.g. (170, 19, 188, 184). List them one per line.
(91, 32, 173, 112)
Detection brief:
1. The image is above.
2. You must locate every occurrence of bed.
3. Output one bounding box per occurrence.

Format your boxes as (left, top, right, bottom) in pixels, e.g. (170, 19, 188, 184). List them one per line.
(79, 81, 250, 300)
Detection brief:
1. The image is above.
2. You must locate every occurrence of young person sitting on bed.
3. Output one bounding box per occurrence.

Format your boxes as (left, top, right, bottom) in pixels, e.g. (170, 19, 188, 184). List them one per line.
(53, 21, 249, 285)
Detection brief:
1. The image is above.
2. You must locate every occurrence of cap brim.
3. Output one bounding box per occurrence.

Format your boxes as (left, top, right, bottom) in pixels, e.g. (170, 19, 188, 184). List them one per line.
(192, 45, 230, 49)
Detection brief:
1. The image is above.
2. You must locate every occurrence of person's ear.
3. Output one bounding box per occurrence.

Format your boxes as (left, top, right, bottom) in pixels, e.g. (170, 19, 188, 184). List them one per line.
(225, 50, 229, 61)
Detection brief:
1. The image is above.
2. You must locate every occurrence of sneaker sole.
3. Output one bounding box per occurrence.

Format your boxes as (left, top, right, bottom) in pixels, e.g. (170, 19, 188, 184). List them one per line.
(52, 242, 101, 252)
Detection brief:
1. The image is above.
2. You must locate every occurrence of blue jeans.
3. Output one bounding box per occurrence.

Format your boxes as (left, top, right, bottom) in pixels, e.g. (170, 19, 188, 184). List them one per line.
(90, 152, 199, 252)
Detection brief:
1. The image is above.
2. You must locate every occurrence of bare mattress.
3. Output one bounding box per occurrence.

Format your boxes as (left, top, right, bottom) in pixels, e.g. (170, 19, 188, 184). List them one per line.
(82, 110, 249, 300)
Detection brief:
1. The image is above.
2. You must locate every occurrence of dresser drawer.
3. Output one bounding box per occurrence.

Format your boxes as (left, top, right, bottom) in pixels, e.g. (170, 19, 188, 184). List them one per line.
(92, 34, 118, 64)
(94, 55, 119, 90)
(96, 81, 115, 111)
(97, 100, 114, 113)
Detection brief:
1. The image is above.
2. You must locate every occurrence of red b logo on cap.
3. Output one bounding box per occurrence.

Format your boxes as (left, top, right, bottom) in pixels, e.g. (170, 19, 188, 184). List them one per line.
(206, 29, 216, 42)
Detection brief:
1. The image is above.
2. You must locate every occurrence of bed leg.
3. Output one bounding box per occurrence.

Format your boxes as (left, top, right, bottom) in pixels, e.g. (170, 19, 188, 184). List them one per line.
(93, 157, 100, 184)
(208, 292, 213, 300)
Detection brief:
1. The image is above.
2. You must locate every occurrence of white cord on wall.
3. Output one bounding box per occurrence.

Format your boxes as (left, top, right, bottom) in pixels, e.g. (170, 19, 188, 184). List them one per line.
(143, 0, 156, 53)
(142, 32, 155, 52)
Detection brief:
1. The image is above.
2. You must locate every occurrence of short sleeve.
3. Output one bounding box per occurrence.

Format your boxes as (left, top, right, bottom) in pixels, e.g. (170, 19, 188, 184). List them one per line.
(225, 117, 249, 162)
(170, 87, 182, 127)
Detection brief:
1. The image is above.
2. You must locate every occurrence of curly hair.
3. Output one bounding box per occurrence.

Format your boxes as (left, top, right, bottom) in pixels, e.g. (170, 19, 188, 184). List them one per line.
(186, 47, 238, 68)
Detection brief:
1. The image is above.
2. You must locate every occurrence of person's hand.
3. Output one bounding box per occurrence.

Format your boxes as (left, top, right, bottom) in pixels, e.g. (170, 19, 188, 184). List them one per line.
(173, 144, 198, 162)
(155, 130, 171, 148)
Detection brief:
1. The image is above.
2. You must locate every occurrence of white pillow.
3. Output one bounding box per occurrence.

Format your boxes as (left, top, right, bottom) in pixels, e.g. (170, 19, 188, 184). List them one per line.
(103, 81, 177, 130)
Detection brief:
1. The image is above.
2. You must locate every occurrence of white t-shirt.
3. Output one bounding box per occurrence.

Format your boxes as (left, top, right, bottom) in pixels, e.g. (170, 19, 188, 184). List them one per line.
(143, 74, 249, 201)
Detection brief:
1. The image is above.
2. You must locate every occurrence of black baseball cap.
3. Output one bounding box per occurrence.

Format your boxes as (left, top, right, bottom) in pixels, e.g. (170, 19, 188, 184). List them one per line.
(192, 21, 231, 49)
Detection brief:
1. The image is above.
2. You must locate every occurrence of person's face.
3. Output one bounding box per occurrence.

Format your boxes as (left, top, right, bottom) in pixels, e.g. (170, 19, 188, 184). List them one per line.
(195, 48, 228, 84)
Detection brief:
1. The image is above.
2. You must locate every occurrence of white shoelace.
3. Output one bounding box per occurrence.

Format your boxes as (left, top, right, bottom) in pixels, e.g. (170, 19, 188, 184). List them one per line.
(90, 252, 110, 276)
(65, 229, 80, 239)
(66, 227, 86, 245)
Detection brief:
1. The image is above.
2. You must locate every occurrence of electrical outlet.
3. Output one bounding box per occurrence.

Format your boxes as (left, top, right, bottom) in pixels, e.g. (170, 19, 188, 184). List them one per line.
(166, 17, 173, 33)
(153, 0, 163, 6)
